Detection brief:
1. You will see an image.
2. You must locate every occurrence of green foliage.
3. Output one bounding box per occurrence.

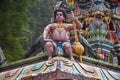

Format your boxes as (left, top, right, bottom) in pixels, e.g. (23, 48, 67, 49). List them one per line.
(0, 0, 36, 63)
(0, 0, 56, 63)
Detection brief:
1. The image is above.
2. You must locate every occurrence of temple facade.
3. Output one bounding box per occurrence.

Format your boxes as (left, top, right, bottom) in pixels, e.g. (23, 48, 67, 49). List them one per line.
(0, 0, 120, 80)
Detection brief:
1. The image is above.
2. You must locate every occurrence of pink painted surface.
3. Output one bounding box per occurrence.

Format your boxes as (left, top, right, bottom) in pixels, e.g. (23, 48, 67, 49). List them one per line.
(5, 68, 19, 78)
(80, 63, 94, 73)
(116, 3, 120, 15)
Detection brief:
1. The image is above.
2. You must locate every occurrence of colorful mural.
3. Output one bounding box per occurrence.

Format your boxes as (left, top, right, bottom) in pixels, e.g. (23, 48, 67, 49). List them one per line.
(0, 0, 120, 80)
(59, 0, 120, 65)
(0, 57, 120, 80)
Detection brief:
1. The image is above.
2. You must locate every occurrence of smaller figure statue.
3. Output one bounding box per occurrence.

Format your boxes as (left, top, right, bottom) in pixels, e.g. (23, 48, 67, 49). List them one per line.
(89, 11, 107, 38)
(103, 9, 113, 31)
(43, 8, 82, 60)
(81, 11, 93, 39)
(96, 48, 104, 60)
(104, 9, 118, 43)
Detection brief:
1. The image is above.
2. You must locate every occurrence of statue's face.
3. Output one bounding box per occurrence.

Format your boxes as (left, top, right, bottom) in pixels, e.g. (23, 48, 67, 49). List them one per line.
(56, 12, 64, 22)
(85, 11, 90, 16)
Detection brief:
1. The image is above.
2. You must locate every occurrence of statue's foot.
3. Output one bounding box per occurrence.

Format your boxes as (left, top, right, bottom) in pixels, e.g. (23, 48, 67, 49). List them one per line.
(48, 56, 52, 60)
(70, 57, 75, 61)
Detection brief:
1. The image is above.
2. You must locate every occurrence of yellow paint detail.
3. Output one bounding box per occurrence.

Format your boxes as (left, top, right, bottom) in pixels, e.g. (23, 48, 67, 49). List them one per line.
(66, 0, 74, 6)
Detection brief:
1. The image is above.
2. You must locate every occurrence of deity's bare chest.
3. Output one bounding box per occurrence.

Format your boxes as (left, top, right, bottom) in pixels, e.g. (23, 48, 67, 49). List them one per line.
(52, 23, 67, 34)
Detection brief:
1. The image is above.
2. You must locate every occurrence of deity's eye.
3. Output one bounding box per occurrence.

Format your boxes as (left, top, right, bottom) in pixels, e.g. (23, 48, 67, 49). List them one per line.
(57, 13, 63, 16)
(56, 12, 63, 16)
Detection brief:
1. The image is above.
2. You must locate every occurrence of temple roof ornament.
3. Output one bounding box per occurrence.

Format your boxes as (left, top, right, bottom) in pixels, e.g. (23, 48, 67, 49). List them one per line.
(0, 56, 120, 80)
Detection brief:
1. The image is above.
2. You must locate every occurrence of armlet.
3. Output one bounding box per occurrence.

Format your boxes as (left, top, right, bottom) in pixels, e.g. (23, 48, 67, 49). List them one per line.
(44, 27, 49, 30)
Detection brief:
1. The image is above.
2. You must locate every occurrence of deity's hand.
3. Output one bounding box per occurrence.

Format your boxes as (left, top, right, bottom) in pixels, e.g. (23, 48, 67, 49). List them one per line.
(44, 39, 53, 42)
(67, 13, 78, 22)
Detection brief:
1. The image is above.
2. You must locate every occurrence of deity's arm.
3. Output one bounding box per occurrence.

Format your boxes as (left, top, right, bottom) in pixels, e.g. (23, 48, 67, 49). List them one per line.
(75, 19, 83, 29)
(67, 14, 82, 30)
(43, 24, 52, 42)
(67, 18, 82, 31)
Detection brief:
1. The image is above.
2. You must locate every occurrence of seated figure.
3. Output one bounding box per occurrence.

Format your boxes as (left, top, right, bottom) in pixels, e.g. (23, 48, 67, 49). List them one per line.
(43, 8, 82, 60)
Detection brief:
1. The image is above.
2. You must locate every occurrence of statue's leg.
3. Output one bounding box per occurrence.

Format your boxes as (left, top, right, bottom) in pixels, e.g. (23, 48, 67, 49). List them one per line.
(45, 42, 54, 59)
(63, 42, 75, 61)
